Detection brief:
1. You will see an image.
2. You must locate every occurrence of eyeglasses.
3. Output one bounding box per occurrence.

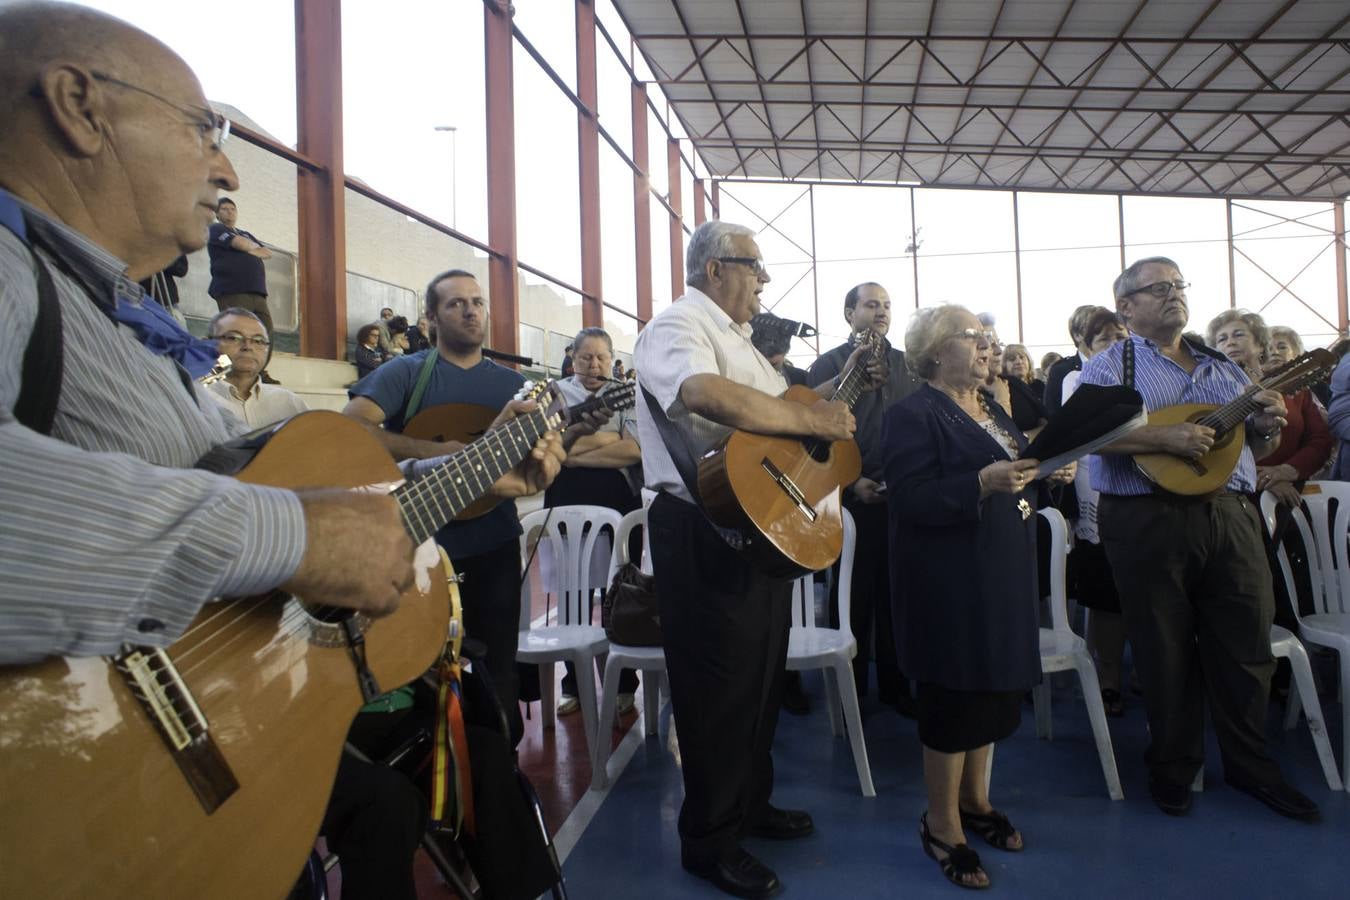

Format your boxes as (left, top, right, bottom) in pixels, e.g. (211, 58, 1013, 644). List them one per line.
(953, 328, 993, 343)
(214, 332, 270, 349)
(88, 71, 231, 149)
(717, 257, 770, 279)
(1130, 280, 1190, 298)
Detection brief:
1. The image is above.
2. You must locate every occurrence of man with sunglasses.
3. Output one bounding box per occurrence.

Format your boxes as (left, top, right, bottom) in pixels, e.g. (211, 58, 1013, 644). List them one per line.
(204, 307, 307, 428)
(1079, 257, 1319, 823)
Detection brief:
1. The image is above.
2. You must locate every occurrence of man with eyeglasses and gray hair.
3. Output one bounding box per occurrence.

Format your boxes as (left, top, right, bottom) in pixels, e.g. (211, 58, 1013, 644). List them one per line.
(1078, 256, 1319, 824)
(635, 219, 880, 898)
(204, 307, 307, 428)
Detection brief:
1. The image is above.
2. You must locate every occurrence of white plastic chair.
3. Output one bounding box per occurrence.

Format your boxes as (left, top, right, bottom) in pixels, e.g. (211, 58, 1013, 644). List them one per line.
(1030, 507, 1124, 800)
(591, 507, 668, 790)
(786, 508, 876, 797)
(517, 505, 618, 773)
(1259, 488, 1348, 791)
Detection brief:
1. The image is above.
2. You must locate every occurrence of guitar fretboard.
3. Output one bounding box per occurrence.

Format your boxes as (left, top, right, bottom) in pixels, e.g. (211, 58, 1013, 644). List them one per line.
(393, 406, 556, 544)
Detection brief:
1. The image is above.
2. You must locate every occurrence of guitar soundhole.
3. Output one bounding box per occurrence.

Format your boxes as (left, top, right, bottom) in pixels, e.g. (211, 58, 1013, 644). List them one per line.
(800, 438, 831, 463)
(306, 604, 354, 624)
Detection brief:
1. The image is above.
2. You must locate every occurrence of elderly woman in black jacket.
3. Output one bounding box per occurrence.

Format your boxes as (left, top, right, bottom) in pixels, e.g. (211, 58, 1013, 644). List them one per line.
(884, 304, 1073, 890)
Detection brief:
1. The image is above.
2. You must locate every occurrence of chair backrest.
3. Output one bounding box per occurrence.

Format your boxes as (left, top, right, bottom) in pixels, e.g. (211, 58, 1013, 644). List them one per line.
(1260, 483, 1350, 619)
(519, 504, 624, 629)
(1037, 507, 1074, 634)
(790, 507, 856, 630)
(612, 507, 651, 577)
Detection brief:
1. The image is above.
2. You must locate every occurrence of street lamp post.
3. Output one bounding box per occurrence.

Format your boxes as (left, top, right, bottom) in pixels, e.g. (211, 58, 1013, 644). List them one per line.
(433, 125, 457, 229)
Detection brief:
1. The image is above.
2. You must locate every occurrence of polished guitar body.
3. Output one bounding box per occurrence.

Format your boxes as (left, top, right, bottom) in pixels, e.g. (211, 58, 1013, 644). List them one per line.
(0, 392, 570, 899)
(1134, 402, 1246, 495)
(698, 385, 860, 578)
(404, 402, 501, 519)
(1133, 341, 1348, 496)
(403, 382, 637, 521)
(697, 334, 879, 578)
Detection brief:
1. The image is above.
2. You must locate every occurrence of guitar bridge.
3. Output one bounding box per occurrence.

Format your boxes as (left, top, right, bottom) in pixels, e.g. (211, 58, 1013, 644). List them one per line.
(761, 457, 818, 522)
(115, 648, 239, 814)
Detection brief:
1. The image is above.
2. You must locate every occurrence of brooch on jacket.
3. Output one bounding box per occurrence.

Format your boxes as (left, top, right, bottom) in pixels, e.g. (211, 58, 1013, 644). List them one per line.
(1017, 498, 1033, 521)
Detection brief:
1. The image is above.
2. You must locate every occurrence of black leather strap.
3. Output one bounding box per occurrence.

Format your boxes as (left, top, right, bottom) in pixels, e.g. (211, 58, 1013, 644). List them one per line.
(14, 244, 64, 436)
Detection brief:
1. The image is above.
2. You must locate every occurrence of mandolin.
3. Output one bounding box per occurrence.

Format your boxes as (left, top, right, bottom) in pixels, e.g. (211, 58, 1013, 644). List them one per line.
(403, 380, 637, 520)
(696, 330, 882, 578)
(0, 384, 572, 900)
(1135, 341, 1349, 496)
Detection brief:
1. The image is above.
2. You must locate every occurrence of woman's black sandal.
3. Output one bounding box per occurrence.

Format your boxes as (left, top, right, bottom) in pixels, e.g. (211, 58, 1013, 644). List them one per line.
(959, 808, 1024, 852)
(920, 813, 990, 890)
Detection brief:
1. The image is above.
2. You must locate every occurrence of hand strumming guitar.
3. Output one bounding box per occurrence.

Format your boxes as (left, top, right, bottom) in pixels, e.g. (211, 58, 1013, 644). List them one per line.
(1157, 422, 1216, 460)
(486, 397, 567, 496)
(284, 490, 416, 617)
(805, 398, 856, 441)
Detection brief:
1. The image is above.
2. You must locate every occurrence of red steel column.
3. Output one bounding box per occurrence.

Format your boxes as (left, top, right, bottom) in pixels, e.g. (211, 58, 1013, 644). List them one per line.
(632, 83, 652, 322)
(1227, 198, 1238, 308)
(294, 0, 346, 359)
(484, 0, 519, 356)
(576, 0, 602, 328)
(1335, 199, 1348, 334)
(710, 179, 720, 219)
(693, 177, 706, 225)
(667, 138, 684, 299)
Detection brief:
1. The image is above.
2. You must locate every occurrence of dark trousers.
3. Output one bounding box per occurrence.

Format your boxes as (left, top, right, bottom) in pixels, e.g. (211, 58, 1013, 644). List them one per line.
(830, 496, 902, 700)
(321, 709, 428, 900)
(1099, 493, 1280, 787)
(453, 541, 524, 747)
(648, 493, 791, 865)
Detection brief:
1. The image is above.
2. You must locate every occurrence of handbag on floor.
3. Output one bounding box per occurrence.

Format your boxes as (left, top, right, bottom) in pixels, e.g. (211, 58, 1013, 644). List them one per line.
(602, 563, 662, 647)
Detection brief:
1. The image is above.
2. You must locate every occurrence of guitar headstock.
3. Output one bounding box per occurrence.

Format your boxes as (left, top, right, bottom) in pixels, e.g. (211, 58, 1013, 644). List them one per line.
(1264, 340, 1348, 394)
(517, 380, 569, 431)
(596, 381, 637, 414)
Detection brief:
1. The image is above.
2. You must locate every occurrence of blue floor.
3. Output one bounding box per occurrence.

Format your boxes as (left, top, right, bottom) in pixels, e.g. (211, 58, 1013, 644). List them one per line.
(563, 674, 1348, 898)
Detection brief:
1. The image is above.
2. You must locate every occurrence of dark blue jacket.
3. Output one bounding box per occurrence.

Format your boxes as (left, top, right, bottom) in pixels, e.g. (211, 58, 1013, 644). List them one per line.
(883, 384, 1042, 692)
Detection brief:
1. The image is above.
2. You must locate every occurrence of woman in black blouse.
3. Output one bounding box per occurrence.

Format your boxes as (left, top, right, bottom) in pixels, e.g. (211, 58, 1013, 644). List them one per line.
(885, 304, 1073, 890)
(353, 323, 387, 379)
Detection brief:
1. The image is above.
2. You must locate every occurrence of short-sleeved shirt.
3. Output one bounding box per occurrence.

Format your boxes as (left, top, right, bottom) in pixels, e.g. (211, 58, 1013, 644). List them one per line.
(206, 378, 308, 429)
(1079, 335, 1256, 495)
(633, 288, 787, 503)
(808, 340, 920, 481)
(350, 350, 525, 558)
(206, 222, 267, 298)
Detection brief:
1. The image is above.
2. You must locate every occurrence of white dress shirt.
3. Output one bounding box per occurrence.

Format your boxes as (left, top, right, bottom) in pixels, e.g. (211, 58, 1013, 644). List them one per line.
(633, 288, 786, 502)
(207, 377, 308, 429)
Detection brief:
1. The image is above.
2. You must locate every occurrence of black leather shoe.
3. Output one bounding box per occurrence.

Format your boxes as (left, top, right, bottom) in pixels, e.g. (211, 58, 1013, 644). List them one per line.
(1148, 777, 1192, 816)
(1225, 777, 1320, 822)
(747, 805, 815, 840)
(682, 846, 782, 899)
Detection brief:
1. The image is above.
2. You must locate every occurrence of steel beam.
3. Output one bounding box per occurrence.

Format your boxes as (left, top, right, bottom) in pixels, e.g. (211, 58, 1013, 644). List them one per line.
(577, 0, 603, 329)
(1336, 200, 1348, 334)
(668, 137, 685, 299)
(632, 81, 653, 323)
(484, 0, 519, 357)
(294, 0, 347, 360)
(711, 179, 720, 219)
(694, 177, 706, 225)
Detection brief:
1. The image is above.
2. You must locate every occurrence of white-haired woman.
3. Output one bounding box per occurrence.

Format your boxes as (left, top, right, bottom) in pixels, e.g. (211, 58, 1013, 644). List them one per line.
(884, 304, 1073, 890)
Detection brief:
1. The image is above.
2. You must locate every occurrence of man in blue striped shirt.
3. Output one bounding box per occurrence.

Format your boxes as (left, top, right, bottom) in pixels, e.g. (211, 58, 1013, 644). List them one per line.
(1080, 256, 1318, 822)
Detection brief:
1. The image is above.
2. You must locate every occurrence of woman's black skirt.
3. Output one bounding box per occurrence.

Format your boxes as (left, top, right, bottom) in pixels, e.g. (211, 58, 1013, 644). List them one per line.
(916, 683, 1023, 753)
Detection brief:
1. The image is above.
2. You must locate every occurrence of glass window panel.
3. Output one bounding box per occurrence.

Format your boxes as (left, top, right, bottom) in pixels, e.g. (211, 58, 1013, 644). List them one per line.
(651, 203, 673, 313)
(604, 309, 642, 368)
(513, 0, 576, 92)
(717, 183, 814, 264)
(597, 34, 634, 158)
(914, 190, 1018, 339)
(521, 282, 583, 375)
(341, 186, 492, 349)
(1123, 196, 1230, 342)
(340, 0, 487, 240)
(515, 44, 582, 288)
(1016, 192, 1123, 354)
(601, 146, 638, 315)
(811, 185, 915, 273)
(85, 0, 297, 146)
(1230, 200, 1341, 344)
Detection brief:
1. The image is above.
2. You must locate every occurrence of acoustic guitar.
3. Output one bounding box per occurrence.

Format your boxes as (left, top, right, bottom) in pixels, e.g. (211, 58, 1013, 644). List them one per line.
(697, 330, 882, 578)
(1135, 342, 1348, 496)
(0, 384, 571, 900)
(403, 380, 637, 520)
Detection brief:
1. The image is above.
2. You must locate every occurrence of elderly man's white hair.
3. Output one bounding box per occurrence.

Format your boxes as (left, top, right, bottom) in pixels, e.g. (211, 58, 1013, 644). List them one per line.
(686, 220, 756, 289)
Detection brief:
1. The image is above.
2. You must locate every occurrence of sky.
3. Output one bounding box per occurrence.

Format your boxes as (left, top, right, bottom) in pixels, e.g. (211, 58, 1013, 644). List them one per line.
(80, 0, 1349, 367)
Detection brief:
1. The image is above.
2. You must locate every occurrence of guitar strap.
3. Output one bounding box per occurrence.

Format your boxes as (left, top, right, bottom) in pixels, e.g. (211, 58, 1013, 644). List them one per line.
(1122, 335, 1135, 392)
(640, 384, 746, 551)
(2, 218, 65, 436)
(403, 347, 441, 425)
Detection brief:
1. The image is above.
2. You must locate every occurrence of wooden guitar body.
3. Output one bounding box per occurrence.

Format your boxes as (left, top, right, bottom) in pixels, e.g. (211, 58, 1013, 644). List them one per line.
(1133, 402, 1246, 496)
(697, 384, 862, 578)
(403, 402, 502, 520)
(0, 412, 452, 900)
